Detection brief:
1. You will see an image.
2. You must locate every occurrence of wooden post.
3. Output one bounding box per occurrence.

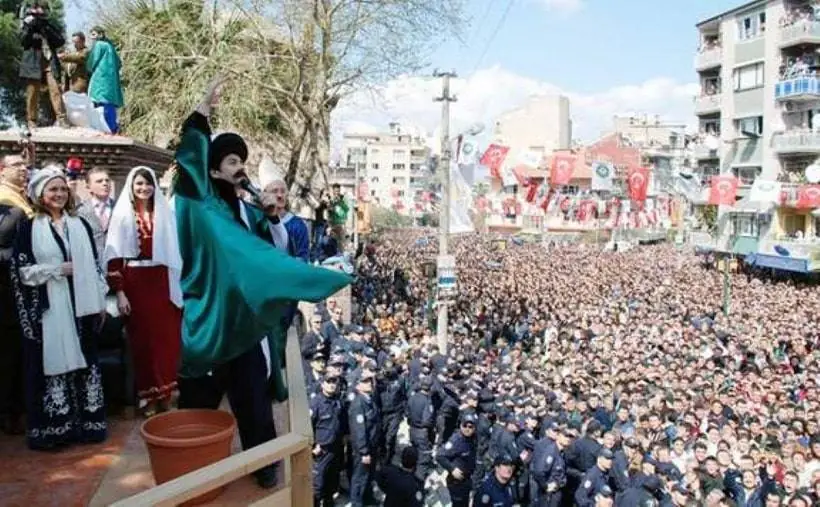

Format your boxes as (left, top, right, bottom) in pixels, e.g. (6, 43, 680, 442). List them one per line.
(290, 447, 312, 507)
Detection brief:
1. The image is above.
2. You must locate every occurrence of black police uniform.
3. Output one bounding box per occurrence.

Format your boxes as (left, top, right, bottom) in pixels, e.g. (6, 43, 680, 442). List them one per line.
(574, 464, 611, 507)
(376, 463, 424, 507)
(347, 388, 381, 507)
(437, 420, 478, 507)
(310, 385, 344, 507)
(531, 436, 567, 507)
(407, 382, 436, 479)
(379, 369, 407, 464)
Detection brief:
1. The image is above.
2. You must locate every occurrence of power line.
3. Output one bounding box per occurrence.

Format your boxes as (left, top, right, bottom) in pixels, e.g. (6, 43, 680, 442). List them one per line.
(471, 0, 517, 75)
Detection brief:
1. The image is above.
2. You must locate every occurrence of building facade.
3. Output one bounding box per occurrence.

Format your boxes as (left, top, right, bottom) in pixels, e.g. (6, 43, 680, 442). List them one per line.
(492, 95, 572, 157)
(694, 0, 820, 272)
(341, 122, 432, 214)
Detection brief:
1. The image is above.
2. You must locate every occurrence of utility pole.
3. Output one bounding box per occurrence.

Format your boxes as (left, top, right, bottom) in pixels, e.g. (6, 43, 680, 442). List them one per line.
(434, 70, 457, 354)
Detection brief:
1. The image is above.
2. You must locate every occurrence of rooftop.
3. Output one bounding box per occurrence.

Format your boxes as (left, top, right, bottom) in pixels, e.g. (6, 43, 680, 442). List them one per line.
(696, 0, 766, 29)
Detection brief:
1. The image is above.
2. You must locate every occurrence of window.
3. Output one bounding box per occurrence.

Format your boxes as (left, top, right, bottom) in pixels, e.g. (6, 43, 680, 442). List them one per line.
(737, 10, 765, 40)
(735, 116, 763, 136)
(701, 119, 721, 136)
(370, 176, 379, 183)
(732, 214, 759, 237)
(732, 166, 761, 185)
(392, 163, 406, 170)
(733, 63, 764, 91)
(392, 149, 406, 159)
(371, 163, 379, 170)
(392, 177, 406, 185)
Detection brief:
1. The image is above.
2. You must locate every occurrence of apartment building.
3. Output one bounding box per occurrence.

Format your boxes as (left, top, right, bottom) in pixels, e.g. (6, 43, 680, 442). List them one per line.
(492, 95, 572, 157)
(341, 122, 432, 214)
(694, 0, 820, 272)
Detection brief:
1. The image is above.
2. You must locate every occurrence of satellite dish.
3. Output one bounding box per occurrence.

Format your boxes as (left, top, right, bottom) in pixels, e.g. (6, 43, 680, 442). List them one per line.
(806, 164, 820, 184)
(704, 135, 720, 151)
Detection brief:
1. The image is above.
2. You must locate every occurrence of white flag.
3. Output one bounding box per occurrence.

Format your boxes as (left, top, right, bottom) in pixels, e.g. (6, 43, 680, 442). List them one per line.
(457, 138, 479, 166)
(591, 161, 614, 191)
(449, 162, 474, 234)
(749, 179, 782, 204)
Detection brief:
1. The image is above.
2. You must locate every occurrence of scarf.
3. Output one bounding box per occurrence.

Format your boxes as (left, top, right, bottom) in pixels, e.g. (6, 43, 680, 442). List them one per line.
(104, 167, 183, 307)
(0, 182, 33, 217)
(33, 213, 107, 317)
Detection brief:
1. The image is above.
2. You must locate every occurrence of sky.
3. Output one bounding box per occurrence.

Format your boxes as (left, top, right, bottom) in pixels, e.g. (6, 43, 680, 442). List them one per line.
(65, 0, 747, 146)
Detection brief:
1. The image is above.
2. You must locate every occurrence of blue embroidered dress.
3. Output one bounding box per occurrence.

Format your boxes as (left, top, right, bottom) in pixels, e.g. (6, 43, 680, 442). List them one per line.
(10, 216, 107, 450)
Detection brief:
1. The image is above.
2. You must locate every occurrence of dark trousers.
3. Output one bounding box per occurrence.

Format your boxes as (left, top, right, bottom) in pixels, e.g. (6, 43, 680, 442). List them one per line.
(446, 476, 472, 507)
(0, 284, 24, 422)
(436, 413, 458, 446)
(177, 343, 276, 475)
(381, 412, 402, 464)
(349, 452, 375, 507)
(409, 426, 434, 480)
(313, 445, 340, 507)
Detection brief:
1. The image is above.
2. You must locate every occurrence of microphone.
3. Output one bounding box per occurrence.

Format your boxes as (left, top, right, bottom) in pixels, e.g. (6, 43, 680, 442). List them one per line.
(239, 178, 263, 204)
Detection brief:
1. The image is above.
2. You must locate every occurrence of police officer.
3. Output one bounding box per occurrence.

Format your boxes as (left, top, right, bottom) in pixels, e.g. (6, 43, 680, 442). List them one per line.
(379, 361, 407, 465)
(575, 449, 614, 507)
(347, 368, 381, 507)
(611, 437, 640, 493)
(595, 485, 615, 507)
(532, 425, 570, 507)
(305, 352, 326, 395)
(407, 375, 436, 480)
(310, 375, 344, 507)
(566, 419, 604, 499)
(615, 474, 662, 507)
(473, 393, 496, 488)
(437, 413, 478, 507)
(474, 454, 516, 507)
(376, 446, 425, 507)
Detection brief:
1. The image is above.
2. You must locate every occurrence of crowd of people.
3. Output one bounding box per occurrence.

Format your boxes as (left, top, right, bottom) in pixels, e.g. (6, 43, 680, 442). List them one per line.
(299, 230, 819, 507)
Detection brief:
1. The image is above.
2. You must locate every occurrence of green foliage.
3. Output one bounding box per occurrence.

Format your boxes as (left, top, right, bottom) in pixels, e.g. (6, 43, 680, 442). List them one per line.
(0, 0, 66, 126)
(419, 212, 439, 227)
(97, 0, 297, 147)
(472, 181, 489, 197)
(370, 205, 412, 230)
(699, 205, 718, 232)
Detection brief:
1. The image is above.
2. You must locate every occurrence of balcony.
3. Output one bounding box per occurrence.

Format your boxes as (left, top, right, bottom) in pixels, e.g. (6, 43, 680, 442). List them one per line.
(694, 93, 721, 115)
(695, 47, 722, 71)
(774, 76, 820, 101)
(779, 20, 820, 48)
(691, 143, 720, 160)
(772, 130, 820, 154)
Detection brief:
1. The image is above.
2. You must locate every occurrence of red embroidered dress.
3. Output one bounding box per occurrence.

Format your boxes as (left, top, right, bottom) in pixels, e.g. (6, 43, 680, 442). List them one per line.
(107, 204, 181, 403)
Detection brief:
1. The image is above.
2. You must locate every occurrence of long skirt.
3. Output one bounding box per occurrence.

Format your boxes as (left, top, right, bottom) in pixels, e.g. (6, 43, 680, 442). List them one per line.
(24, 315, 107, 450)
(122, 264, 182, 403)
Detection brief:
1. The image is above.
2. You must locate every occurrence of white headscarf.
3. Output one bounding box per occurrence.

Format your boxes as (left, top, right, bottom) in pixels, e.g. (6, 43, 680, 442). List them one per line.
(104, 166, 183, 308)
(27, 167, 65, 203)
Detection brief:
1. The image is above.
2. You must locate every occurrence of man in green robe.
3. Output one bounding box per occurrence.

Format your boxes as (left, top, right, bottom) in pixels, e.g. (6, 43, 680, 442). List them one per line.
(173, 78, 351, 489)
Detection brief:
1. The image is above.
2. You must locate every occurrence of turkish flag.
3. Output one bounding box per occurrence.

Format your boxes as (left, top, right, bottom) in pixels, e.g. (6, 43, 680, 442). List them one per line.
(480, 144, 510, 180)
(796, 184, 820, 208)
(708, 175, 739, 206)
(626, 166, 650, 202)
(550, 153, 576, 186)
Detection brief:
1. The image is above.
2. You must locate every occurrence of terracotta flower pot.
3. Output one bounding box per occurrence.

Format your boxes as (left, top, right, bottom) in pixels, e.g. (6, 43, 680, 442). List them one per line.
(141, 409, 236, 506)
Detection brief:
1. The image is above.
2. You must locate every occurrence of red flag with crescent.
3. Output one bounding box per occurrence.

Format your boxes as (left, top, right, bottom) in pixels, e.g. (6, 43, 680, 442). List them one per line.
(708, 175, 738, 206)
(550, 153, 576, 186)
(796, 184, 820, 208)
(480, 144, 510, 180)
(627, 166, 650, 202)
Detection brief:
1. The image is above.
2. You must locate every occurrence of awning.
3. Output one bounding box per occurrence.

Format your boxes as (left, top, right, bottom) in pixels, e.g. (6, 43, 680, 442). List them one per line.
(751, 254, 809, 273)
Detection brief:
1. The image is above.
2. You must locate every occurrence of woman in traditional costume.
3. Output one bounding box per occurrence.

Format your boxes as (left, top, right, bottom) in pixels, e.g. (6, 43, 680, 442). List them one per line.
(105, 166, 182, 417)
(10, 168, 108, 450)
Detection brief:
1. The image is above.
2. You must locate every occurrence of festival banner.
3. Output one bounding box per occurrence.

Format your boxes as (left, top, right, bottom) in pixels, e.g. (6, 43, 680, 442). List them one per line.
(708, 175, 739, 206)
(550, 153, 576, 187)
(749, 179, 782, 204)
(626, 166, 650, 202)
(591, 161, 614, 191)
(796, 184, 820, 209)
(479, 144, 510, 180)
(457, 137, 479, 166)
(674, 172, 703, 202)
(449, 162, 475, 233)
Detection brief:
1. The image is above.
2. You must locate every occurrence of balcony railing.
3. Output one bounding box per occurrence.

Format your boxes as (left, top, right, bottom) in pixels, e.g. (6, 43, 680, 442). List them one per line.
(691, 143, 720, 160)
(694, 93, 721, 114)
(695, 47, 722, 70)
(779, 20, 820, 48)
(774, 76, 820, 100)
(772, 130, 820, 153)
(112, 324, 314, 507)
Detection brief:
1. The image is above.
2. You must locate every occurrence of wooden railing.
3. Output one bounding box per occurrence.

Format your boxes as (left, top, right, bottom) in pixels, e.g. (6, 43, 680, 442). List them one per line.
(111, 326, 313, 507)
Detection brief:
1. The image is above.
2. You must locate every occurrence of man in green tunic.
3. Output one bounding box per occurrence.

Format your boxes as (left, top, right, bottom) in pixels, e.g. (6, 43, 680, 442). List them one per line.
(173, 78, 351, 489)
(86, 27, 123, 133)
